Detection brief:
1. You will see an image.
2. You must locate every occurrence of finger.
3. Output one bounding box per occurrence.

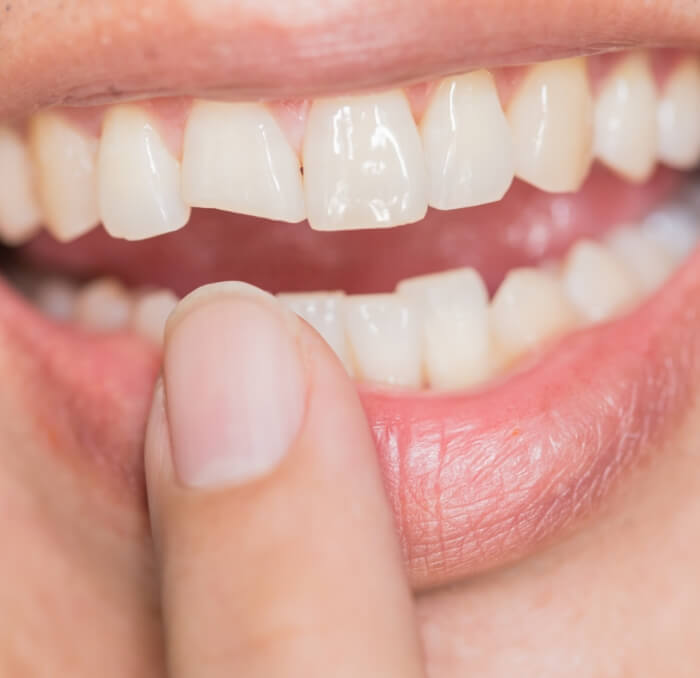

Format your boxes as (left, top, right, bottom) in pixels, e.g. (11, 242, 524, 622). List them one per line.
(145, 282, 425, 678)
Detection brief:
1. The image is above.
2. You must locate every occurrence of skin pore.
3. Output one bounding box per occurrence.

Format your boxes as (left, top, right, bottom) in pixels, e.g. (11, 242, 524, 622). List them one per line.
(2, 0, 700, 675)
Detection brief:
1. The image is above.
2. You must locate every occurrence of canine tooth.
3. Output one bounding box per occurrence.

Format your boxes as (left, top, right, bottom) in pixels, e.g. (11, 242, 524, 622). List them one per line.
(420, 71, 514, 209)
(490, 268, 578, 363)
(397, 268, 492, 389)
(0, 126, 42, 244)
(657, 58, 700, 169)
(303, 91, 428, 231)
(35, 276, 79, 321)
(562, 240, 639, 322)
(131, 289, 179, 345)
(182, 101, 305, 223)
(29, 113, 99, 242)
(277, 292, 352, 373)
(594, 53, 657, 182)
(345, 294, 422, 387)
(75, 278, 133, 332)
(97, 106, 190, 240)
(641, 205, 699, 261)
(507, 57, 593, 193)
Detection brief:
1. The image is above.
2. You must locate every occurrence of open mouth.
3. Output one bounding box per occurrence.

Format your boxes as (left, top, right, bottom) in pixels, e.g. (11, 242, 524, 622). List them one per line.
(3, 23, 700, 589)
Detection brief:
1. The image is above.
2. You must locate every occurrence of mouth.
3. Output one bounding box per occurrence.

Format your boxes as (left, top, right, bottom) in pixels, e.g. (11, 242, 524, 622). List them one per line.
(3, 4, 700, 591)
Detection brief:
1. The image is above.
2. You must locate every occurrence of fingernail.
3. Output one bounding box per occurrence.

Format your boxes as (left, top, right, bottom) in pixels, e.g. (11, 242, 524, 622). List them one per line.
(163, 282, 306, 488)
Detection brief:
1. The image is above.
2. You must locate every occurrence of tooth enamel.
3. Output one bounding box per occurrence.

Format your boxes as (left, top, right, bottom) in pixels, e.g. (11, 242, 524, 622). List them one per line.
(97, 106, 190, 240)
(562, 240, 639, 322)
(131, 289, 179, 345)
(0, 126, 42, 244)
(29, 113, 99, 242)
(657, 58, 700, 170)
(420, 71, 514, 209)
(303, 91, 428, 231)
(397, 268, 493, 388)
(277, 292, 352, 373)
(75, 278, 133, 332)
(34, 276, 79, 321)
(182, 101, 305, 223)
(506, 58, 593, 193)
(641, 205, 699, 261)
(490, 268, 578, 363)
(594, 53, 657, 182)
(345, 294, 423, 386)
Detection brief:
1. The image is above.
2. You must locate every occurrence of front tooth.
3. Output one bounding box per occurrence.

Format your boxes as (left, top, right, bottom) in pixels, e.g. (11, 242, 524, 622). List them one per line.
(657, 57, 700, 170)
(420, 71, 514, 210)
(490, 268, 578, 363)
(506, 58, 593, 193)
(75, 278, 133, 332)
(303, 91, 428, 231)
(277, 292, 352, 373)
(131, 289, 179, 345)
(182, 101, 305, 223)
(0, 126, 42, 244)
(345, 294, 423, 387)
(29, 113, 99, 242)
(97, 106, 190, 241)
(594, 53, 657, 182)
(562, 240, 639, 322)
(397, 268, 493, 389)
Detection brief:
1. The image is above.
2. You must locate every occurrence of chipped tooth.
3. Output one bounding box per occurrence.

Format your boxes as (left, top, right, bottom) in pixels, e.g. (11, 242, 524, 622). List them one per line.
(594, 53, 657, 182)
(0, 126, 42, 245)
(562, 240, 639, 322)
(397, 268, 493, 389)
(490, 268, 578, 363)
(420, 71, 514, 209)
(29, 113, 99, 242)
(303, 91, 428, 231)
(182, 101, 306, 223)
(97, 106, 190, 241)
(657, 58, 700, 170)
(345, 294, 423, 387)
(131, 289, 179, 346)
(34, 276, 79, 321)
(277, 292, 352, 373)
(75, 278, 133, 332)
(507, 57, 593, 193)
(641, 205, 699, 262)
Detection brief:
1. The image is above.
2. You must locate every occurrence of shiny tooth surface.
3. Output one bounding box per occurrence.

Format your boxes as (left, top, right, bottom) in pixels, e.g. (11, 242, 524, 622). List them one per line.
(277, 292, 352, 373)
(420, 71, 514, 210)
(641, 204, 699, 262)
(182, 101, 305, 223)
(397, 268, 493, 389)
(490, 268, 578, 363)
(34, 276, 79, 321)
(657, 57, 700, 169)
(75, 278, 134, 332)
(594, 53, 657, 182)
(562, 240, 639, 322)
(0, 126, 42, 244)
(131, 289, 179, 345)
(29, 113, 99, 242)
(507, 57, 594, 193)
(345, 294, 422, 387)
(97, 106, 190, 241)
(303, 90, 428, 231)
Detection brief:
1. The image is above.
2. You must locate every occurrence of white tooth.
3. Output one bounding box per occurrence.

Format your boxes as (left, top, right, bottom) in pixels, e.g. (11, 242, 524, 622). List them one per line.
(29, 113, 99, 242)
(345, 294, 422, 387)
(397, 268, 492, 389)
(657, 58, 700, 170)
(182, 101, 305, 223)
(0, 126, 42, 244)
(641, 204, 699, 261)
(75, 278, 133, 332)
(594, 53, 657, 182)
(490, 268, 578, 363)
(34, 276, 79, 321)
(604, 226, 675, 292)
(277, 292, 352, 373)
(507, 57, 593, 193)
(562, 240, 639, 322)
(420, 71, 514, 209)
(131, 289, 179, 345)
(303, 91, 428, 231)
(97, 106, 190, 241)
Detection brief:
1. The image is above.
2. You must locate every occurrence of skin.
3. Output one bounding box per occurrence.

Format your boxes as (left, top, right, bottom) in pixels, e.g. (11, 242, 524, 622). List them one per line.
(2, 0, 700, 675)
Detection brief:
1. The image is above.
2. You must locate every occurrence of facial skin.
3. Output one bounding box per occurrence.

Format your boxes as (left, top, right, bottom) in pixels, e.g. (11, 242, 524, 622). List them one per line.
(2, 0, 700, 675)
